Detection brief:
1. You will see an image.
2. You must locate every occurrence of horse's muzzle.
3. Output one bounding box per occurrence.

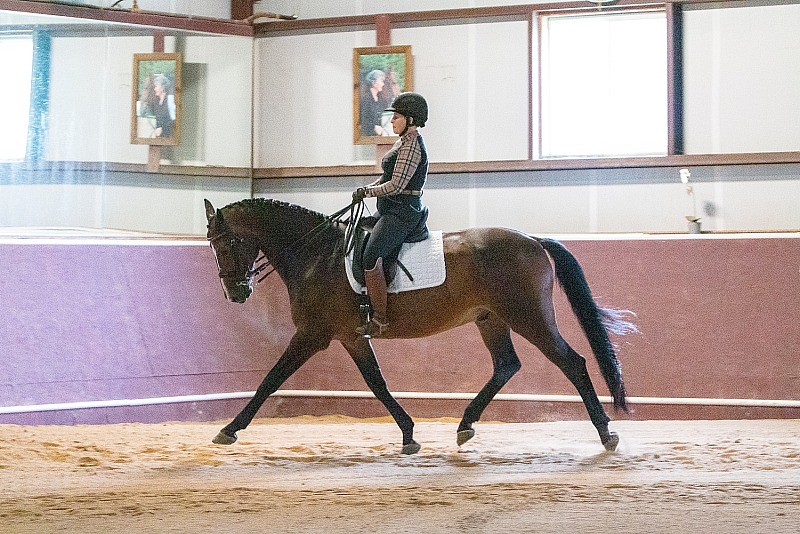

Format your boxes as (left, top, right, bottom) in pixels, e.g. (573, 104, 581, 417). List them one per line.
(222, 278, 253, 303)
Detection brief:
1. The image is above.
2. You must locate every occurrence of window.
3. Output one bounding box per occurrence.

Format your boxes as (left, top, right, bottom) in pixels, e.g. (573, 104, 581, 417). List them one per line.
(0, 34, 34, 161)
(540, 10, 667, 158)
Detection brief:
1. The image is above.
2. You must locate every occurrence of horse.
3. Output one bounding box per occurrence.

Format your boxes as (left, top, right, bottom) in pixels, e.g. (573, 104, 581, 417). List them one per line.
(204, 198, 636, 455)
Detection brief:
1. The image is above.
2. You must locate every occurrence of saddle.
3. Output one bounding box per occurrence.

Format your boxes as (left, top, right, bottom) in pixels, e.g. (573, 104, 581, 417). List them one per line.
(350, 206, 430, 287)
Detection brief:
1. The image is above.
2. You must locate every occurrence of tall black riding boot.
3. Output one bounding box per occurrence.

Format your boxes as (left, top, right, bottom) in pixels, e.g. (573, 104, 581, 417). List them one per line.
(356, 257, 389, 337)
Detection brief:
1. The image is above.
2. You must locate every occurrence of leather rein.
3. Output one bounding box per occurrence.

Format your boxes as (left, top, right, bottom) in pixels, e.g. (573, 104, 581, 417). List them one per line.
(245, 200, 365, 284)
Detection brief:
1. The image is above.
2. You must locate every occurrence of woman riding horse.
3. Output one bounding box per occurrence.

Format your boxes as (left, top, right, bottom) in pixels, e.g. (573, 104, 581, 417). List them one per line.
(352, 92, 430, 337)
(204, 197, 636, 454)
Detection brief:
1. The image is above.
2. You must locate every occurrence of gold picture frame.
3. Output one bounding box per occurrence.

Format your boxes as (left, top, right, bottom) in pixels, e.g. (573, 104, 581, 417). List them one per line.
(130, 53, 181, 145)
(353, 45, 413, 145)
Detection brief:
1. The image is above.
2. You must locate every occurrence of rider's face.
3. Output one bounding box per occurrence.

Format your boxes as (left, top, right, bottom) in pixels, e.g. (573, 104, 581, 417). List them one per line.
(391, 112, 408, 135)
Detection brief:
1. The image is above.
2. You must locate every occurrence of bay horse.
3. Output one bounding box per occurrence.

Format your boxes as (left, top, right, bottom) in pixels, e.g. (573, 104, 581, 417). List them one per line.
(204, 198, 635, 454)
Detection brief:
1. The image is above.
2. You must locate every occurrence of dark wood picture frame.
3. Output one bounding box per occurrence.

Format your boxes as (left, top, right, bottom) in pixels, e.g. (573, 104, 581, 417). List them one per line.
(353, 45, 413, 145)
(130, 52, 181, 146)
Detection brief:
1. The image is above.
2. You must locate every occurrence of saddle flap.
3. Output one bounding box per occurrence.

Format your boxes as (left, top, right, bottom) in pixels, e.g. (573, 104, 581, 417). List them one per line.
(350, 207, 430, 286)
(346, 231, 446, 294)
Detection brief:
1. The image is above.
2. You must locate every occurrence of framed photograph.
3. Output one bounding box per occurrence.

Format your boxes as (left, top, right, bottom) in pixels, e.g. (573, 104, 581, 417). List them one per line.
(353, 45, 413, 145)
(130, 53, 181, 145)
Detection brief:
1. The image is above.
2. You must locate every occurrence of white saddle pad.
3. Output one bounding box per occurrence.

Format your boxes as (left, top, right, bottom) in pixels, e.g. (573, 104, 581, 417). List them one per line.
(346, 231, 446, 294)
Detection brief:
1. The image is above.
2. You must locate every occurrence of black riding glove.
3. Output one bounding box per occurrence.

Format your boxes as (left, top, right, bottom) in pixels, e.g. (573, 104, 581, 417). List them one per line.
(352, 188, 367, 202)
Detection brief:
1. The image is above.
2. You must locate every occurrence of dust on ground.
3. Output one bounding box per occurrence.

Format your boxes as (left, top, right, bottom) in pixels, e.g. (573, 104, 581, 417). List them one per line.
(1, 417, 798, 533)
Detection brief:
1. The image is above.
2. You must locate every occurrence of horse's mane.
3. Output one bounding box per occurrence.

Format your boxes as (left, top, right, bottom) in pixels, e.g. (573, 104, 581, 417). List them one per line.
(226, 198, 328, 226)
(224, 198, 347, 263)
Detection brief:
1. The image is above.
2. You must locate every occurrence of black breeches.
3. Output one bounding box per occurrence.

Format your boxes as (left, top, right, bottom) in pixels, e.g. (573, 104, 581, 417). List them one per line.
(362, 210, 420, 271)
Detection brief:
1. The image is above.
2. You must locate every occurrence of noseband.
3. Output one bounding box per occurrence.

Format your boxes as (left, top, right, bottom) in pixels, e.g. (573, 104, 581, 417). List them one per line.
(208, 231, 255, 288)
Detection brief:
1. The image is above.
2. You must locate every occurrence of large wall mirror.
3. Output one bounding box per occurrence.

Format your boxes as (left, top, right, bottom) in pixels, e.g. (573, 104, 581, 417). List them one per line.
(0, 7, 253, 234)
(0, 8, 253, 167)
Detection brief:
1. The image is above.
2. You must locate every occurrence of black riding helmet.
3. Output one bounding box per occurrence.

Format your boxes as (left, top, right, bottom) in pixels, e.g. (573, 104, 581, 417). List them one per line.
(386, 92, 428, 127)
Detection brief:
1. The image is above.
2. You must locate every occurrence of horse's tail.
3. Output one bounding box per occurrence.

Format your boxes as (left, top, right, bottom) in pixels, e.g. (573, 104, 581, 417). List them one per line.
(535, 237, 637, 412)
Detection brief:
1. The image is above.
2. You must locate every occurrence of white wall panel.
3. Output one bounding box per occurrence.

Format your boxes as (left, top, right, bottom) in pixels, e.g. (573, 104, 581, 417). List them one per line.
(393, 21, 529, 162)
(683, 4, 800, 154)
(255, 31, 375, 167)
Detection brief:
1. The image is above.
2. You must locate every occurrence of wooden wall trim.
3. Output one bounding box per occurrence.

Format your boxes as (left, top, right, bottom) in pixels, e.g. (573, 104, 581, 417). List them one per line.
(253, 151, 800, 179)
(230, 0, 254, 21)
(253, 1, 800, 35)
(666, 2, 684, 155)
(6, 152, 800, 181)
(0, 0, 254, 36)
(254, 2, 652, 35)
(0, 161, 250, 178)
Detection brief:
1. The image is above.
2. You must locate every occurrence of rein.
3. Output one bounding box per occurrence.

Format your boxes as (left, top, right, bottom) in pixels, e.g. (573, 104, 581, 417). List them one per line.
(248, 200, 366, 284)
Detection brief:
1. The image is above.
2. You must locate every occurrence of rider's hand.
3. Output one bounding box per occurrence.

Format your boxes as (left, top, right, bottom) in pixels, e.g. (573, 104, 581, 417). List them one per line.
(352, 188, 367, 202)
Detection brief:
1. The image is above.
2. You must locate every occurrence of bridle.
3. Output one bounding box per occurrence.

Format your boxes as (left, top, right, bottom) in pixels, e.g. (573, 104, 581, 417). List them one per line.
(208, 200, 364, 287)
(208, 229, 255, 291)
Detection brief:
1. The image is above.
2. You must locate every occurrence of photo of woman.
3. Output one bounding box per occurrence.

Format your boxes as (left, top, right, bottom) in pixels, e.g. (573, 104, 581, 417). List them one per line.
(131, 53, 181, 145)
(353, 46, 412, 144)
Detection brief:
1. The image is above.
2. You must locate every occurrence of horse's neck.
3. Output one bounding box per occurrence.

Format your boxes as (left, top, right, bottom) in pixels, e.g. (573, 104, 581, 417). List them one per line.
(238, 203, 334, 270)
(261, 222, 318, 258)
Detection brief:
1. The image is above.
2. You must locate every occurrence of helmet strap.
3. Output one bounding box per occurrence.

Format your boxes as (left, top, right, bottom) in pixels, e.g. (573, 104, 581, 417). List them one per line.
(399, 115, 412, 137)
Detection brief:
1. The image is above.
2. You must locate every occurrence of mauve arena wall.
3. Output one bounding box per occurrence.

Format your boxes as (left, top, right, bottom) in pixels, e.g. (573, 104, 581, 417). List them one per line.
(1, 234, 797, 426)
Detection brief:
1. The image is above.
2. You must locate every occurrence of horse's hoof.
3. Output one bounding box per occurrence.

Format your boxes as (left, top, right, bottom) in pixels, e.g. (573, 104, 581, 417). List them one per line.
(402, 441, 421, 455)
(456, 429, 475, 446)
(602, 432, 619, 452)
(212, 430, 237, 445)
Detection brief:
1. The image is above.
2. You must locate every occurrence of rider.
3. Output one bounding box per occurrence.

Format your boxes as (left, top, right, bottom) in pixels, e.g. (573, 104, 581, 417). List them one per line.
(352, 92, 430, 336)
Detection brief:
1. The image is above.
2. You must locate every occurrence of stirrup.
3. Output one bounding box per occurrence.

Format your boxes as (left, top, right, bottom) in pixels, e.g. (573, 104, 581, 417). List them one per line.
(356, 317, 389, 338)
(357, 299, 372, 337)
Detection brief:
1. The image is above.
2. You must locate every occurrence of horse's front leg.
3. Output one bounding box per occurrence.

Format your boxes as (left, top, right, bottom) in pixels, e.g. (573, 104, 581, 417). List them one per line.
(213, 331, 331, 445)
(341, 336, 420, 455)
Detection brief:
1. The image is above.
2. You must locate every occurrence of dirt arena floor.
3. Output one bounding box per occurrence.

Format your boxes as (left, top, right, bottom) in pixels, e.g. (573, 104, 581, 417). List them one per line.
(0, 417, 797, 533)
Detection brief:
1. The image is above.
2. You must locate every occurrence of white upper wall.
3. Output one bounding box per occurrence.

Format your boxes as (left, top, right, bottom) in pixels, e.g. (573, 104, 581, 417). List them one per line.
(254, 19, 529, 167)
(44, 33, 252, 166)
(393, 22, 529, 162)
(683, 4, 800, 154)
(179, 36, 253, 167)
(255, 31, 373, 167)
(46, 35, 152, 163)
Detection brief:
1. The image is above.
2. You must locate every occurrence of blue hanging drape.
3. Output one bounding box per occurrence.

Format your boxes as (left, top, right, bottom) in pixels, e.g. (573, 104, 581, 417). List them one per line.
(26, 30, 51, 162)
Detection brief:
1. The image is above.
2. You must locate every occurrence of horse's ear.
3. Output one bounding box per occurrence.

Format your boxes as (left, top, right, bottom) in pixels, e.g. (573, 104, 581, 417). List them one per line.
(204, 199, 215, 222)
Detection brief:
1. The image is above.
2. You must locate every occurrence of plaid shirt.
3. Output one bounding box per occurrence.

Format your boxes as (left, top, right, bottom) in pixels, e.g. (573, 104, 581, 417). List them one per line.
(364, 129, 423, 197)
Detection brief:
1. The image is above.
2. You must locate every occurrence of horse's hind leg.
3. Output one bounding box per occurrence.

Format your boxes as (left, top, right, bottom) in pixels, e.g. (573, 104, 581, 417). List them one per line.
(457, 311, 522, 446)
(512, 314, 618, 450)
(547, 338, 618, 450)
(341, 337, 420, 455)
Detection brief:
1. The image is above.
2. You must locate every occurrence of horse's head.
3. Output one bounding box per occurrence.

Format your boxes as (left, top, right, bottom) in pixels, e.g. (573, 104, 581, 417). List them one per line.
(205, 199, 261, 303)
